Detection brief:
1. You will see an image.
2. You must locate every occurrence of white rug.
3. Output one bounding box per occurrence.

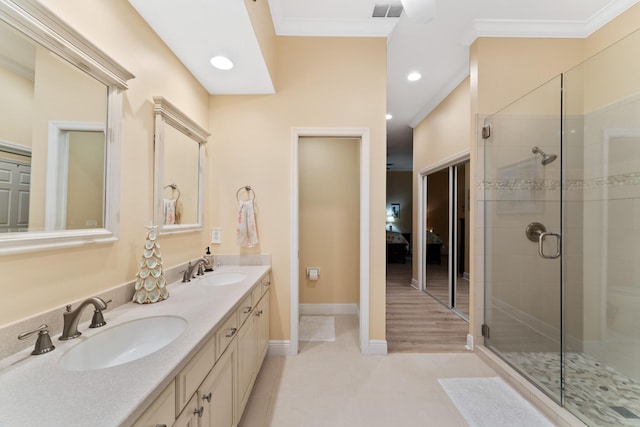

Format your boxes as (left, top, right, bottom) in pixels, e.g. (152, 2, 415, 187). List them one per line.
(439, 377, 554, 427)
(299, 316, 335, 341)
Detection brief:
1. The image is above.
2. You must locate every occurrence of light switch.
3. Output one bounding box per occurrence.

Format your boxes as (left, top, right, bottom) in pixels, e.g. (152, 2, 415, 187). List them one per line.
(211, 228, 221, 244)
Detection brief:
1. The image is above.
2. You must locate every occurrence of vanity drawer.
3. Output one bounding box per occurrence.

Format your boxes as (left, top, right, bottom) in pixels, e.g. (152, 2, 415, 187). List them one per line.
(216, 313, 238, 360)
(238, 293, 253, 327)
(260, 275, 271, 296)
(175, 337, 215, 413)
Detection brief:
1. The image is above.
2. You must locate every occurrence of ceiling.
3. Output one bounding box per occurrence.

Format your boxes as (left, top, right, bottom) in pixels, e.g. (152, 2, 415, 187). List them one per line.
(128, 0, 638, 171)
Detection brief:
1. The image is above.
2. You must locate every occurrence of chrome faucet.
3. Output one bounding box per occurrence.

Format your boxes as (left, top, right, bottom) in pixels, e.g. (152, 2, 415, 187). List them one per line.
(59, 297, 109, 340)
(182, 258, 209, 282)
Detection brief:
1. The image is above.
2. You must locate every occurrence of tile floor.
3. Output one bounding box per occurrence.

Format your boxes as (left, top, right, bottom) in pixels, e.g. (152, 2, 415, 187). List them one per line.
(238, 315, 550, 427)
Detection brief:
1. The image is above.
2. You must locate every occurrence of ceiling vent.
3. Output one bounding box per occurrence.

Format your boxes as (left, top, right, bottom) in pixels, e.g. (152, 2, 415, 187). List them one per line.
(372, 4, 403, 18)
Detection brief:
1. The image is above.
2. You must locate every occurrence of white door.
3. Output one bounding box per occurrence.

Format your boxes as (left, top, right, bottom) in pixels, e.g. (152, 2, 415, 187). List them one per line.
(0, 160, 30, 233)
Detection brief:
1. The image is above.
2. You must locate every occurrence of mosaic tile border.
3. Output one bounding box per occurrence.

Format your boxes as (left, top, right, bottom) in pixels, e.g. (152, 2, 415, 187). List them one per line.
(480, 172, 640, 192)
(503, 351, 640, 427)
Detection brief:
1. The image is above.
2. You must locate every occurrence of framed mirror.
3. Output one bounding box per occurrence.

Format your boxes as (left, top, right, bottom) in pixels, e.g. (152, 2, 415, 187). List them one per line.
(153, 97, 209, 235)
(0, 0, 134, 254)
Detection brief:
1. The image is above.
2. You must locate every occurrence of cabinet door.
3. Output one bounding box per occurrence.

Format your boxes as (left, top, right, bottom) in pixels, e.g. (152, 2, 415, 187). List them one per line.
(256, 290, 270, 365)
(131, 380, 176, 427)
(200, 342, 235, 427)
(236, 312, 257, 418)
(173, 394, 200, 427)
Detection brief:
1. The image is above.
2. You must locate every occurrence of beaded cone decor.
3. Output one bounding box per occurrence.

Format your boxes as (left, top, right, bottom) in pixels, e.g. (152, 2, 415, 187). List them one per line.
(132, 225, 169, 304)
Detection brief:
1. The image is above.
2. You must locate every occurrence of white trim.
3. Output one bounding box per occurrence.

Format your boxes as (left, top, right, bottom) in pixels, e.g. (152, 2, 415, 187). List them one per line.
(361, 340, 388, 355)
(418, 149, 471, 176)
(468, 0, 640, 41)
(299, 304, 359, 316)
(45, 121, 105, 231)
(291, 127, 372, 356)
(466, 334, 474, 351)
(268, 340, 293, 357)
(0, 141, 31, 157)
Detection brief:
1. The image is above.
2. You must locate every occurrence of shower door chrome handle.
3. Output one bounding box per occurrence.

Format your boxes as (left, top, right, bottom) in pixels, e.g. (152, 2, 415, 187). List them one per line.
(538, 232, 561, 259)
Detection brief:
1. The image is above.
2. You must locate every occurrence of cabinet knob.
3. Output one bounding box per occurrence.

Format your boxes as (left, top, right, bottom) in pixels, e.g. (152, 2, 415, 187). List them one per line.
(194, 406, 204, 417)
(203, 392, 212, 403)
(226, 327, 237, 338)
(243, 306, 252, 314)
(255, 310, 263, 317)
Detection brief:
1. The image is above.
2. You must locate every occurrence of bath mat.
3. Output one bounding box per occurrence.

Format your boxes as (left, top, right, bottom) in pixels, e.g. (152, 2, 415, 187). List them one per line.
(439, 377, 554, 427)
(299, 316, 335, 341)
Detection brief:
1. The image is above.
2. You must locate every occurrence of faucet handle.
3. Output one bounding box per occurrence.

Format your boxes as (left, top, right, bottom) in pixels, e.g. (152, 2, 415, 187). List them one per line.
(18, 324, 55, 355)
(197, 263, 205, 276)
(182, 262, 193, 282)
(90, 299, 111, 328)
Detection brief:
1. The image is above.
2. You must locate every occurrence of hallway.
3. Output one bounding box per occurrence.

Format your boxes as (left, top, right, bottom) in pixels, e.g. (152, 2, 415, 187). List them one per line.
(386, 262, 469, 353)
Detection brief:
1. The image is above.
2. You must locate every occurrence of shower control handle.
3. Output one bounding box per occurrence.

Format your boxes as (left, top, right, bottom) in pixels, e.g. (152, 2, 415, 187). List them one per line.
(538, 231, 561, 259)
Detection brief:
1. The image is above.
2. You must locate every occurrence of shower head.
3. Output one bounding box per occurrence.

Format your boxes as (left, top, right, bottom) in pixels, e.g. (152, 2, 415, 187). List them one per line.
(532, 146, 558, 165)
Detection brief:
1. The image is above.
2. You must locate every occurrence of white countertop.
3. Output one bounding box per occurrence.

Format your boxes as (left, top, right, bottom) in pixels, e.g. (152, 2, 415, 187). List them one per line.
(0, 264, 271, 427)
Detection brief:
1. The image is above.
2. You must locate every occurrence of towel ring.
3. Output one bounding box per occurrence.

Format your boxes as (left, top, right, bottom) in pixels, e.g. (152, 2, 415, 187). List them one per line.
(164, 183, 181, 202)
(236, 185, 256, 202)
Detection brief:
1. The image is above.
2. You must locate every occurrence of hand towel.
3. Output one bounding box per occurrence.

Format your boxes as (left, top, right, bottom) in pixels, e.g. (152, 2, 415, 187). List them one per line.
(237, 200, 258, 247)
(163, 198, 176, 225)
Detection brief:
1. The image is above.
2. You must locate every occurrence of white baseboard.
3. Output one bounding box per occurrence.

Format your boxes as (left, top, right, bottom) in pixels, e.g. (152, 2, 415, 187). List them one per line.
(466, 334, 474, 350)
(362, 339, 388, 355)
(299, 303, 359, 315)
(268, 340, 293, 356)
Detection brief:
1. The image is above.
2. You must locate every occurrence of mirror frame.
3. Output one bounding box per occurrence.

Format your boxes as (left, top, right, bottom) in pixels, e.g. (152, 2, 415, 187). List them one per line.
(0, 0, 134, 255)
(153, 96, 209, 235)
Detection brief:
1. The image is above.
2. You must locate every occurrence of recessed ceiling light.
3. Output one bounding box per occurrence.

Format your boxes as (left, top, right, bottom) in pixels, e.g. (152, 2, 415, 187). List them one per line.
(210, 55, 234, 70)
(386, 113, 393, 120)
(407, 72, 422, 82)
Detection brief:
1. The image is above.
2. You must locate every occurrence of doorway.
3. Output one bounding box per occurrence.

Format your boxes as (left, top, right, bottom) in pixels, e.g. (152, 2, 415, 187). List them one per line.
(420, 156, 470, 321)
(290, 128, 372, 356)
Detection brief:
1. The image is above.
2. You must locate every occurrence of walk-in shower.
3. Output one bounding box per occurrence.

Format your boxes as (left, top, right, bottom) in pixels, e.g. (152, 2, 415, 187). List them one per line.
(481, 29, 640, 426)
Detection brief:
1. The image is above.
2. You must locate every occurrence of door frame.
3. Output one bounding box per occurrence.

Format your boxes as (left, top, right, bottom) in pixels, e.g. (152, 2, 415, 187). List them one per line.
(290, 127, 371, 355)
(417, 149, 469, 300)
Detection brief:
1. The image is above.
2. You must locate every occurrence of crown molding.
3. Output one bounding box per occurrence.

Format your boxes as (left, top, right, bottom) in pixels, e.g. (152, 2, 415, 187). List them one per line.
(465, 0, 640, 44)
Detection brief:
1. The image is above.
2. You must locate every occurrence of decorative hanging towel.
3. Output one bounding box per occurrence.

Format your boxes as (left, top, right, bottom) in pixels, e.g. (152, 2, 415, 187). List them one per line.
(237, 200, 258, 248)
(132, 225, 169, 304)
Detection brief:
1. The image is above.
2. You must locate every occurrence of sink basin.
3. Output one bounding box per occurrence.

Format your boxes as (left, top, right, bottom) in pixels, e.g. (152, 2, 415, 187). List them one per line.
(59, 315, 187, 371)
(204, 272, 247, 286)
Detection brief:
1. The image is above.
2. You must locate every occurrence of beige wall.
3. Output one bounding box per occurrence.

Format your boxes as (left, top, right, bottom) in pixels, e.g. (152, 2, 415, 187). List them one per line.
(299, 137, 359, 305)
(386, 171, 412, 234)
(209, 36, 387, 342)
(1, 0, 210, 326)
(0, 67, 33, 146)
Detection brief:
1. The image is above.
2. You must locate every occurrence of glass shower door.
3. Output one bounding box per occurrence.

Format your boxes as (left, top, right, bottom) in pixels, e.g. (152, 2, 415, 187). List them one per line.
(482, 75, 563, 403)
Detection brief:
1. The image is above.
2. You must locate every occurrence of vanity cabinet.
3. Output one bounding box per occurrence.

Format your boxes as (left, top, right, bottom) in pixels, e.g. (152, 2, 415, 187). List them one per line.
(236, 279, 270, 420)
(131, 272, 270, 427)
(131, 380, 176, 427)
(174, 394, 200, 427)
(199, 342, 235, 427)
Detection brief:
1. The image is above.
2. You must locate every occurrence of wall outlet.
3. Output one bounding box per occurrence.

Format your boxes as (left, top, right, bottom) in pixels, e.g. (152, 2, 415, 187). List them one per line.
(211, 228, 221, 244)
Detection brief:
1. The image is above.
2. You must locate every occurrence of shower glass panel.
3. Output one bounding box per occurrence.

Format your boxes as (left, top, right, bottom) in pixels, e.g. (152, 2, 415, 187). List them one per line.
(561, 28, 640, 426)
(483, 75, 563, 403)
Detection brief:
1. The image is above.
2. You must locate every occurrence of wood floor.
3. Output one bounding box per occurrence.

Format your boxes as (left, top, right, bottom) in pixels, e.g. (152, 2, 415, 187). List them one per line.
(386, 261, 470, 353)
